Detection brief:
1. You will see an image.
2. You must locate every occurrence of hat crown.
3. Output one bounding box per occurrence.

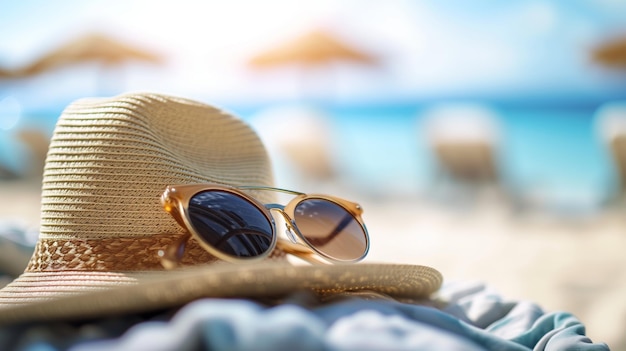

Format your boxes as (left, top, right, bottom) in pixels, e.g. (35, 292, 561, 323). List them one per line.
(29, 92, 276, 271)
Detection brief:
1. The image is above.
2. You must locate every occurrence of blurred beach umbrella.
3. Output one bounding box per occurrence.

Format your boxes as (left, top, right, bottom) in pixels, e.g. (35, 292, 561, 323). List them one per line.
(249, 28, 377, 68)
(0, 68, 15, 79)
(0, 33, 163, 95)
(247, 28, 379, 98)
(13, 33, 163, 78)
(592, 36, 626, 69)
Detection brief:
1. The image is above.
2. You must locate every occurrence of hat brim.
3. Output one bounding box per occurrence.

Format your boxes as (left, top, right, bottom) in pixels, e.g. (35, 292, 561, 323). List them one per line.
(0, 262, 442, 325)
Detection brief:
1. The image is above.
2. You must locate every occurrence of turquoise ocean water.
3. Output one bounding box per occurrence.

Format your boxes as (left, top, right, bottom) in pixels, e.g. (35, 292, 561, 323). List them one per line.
(234, 103, 613, 208)
(0, 100, 617, 211)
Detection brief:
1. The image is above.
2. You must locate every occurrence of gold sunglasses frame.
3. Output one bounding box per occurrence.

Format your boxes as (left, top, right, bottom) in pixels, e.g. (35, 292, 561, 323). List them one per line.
(160, 183, 370, 268)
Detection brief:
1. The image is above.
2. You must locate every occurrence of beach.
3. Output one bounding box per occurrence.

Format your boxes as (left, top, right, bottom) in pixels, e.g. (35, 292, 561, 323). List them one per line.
(1, 178, 624, 349)
(362, 195, 626, 350)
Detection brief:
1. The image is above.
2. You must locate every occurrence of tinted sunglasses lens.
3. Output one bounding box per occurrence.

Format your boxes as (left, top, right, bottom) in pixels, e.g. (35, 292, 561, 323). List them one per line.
(187, 190, 274, 258)
(294, 199, 367, 261)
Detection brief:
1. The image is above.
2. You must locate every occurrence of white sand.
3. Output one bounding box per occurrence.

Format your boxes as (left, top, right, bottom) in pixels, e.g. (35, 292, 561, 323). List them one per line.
(361, 196, 626, 349)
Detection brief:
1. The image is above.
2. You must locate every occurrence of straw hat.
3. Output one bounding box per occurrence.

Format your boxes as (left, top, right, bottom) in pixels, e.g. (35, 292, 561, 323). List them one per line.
(0, 92, 442, 324)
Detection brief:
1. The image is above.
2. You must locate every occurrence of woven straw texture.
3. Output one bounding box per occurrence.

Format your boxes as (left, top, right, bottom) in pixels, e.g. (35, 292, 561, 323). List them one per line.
(34, 92, 281, 271)
(0, 92, 442, 320)
(41, 92, 274, 241)
(0, 92, 281, 301)
(0, 262, 443, 324)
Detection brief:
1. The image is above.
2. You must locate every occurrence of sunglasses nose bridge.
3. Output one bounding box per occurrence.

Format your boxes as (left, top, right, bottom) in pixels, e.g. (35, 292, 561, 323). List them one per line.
(266, 206, 300, 242)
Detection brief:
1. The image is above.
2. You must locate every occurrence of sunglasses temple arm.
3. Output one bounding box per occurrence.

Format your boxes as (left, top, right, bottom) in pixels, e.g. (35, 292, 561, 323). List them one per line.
(159, 232, 191, 269)
(276, 239, 328, 265)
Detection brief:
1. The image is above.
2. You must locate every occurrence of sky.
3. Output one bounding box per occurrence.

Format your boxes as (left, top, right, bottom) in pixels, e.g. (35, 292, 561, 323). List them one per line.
(1, 0, 626, 107)
(1, 1, 626, 208)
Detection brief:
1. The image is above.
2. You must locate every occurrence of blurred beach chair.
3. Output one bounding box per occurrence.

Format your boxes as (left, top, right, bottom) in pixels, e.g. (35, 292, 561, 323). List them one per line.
(0, 128, 49, 180)
(16, 129, 50, 179)
(594, 101, 626, 201)
(0, 96, 50, 180)
(421, 103, 504, 205)
(249, 105, 336, 190)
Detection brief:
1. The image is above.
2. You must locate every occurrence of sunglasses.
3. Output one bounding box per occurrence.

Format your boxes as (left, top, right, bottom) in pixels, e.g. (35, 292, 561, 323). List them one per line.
(159, 184, 370, 268)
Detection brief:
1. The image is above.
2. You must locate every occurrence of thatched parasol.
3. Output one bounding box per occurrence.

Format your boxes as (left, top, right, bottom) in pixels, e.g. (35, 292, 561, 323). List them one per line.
(592, 35, 626, 69)
(0, 31, 163, 93)
(14, 33, 162, 77)
(0, 68, 16, 79)
(248, 28, 377, 69)
(247, 28, 379, 100)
